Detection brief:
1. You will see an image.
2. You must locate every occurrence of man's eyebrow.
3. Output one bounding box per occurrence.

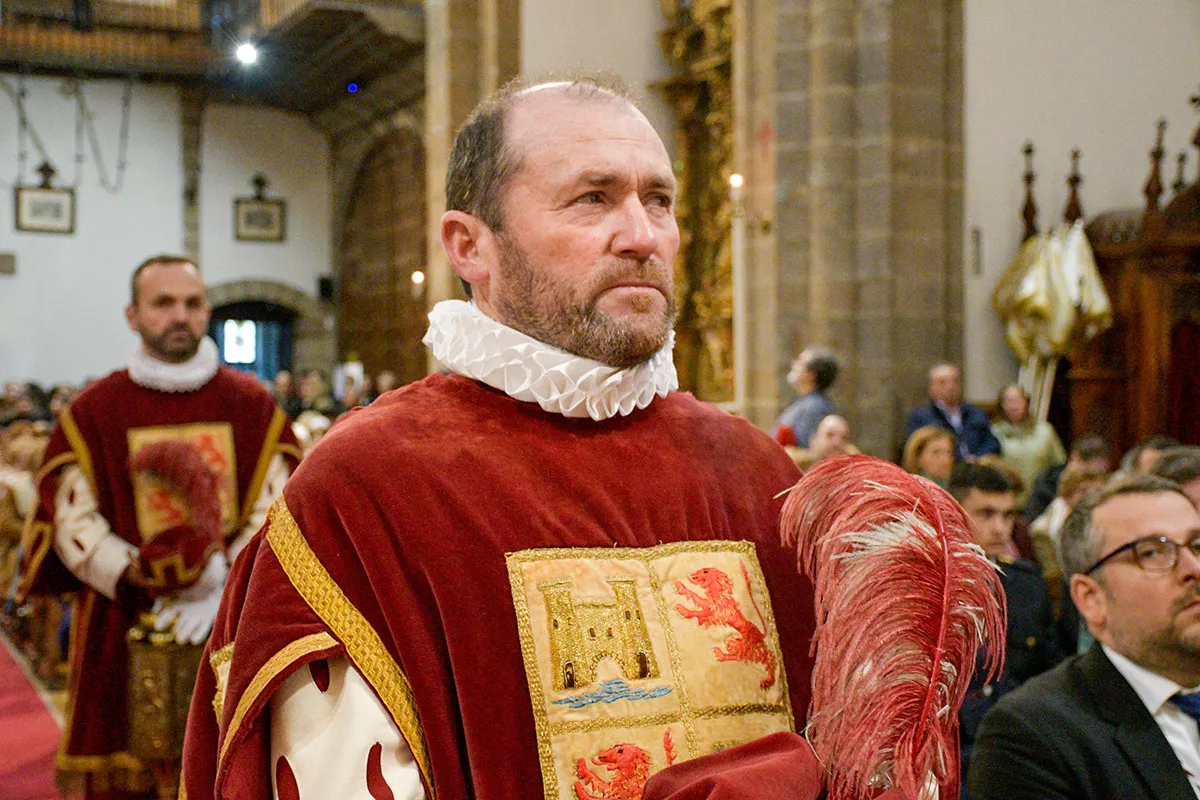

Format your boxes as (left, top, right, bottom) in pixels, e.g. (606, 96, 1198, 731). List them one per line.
(575, 171, 677, 191)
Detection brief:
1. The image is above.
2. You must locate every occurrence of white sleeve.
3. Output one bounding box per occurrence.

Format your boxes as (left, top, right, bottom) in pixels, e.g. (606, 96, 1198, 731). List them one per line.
(269, 656, 425, 800)
(228, 453, 290, 563)
(52, 466, 137, 600)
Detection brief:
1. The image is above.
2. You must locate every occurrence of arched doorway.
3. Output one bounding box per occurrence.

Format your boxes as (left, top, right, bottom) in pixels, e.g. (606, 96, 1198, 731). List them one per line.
(207, 279, 334, 382)
(209, 301, 296, 383)
(338, 127, 427, 386)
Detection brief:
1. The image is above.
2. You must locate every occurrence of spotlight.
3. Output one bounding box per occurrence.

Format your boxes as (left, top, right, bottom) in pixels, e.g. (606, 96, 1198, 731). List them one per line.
(411, 271, 426, 286)
(728, 173, 744, 189)
(235, 43, 258, 65)
(347, 83, 359, 94)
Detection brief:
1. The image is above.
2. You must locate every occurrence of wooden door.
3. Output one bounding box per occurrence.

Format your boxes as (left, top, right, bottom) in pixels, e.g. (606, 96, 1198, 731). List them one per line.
(338, 129, 427, 386)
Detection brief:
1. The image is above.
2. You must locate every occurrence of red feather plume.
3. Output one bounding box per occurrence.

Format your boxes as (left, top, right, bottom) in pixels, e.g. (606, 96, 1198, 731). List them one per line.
(780, 454, 1006, 800)
(131, 439, 223, 542)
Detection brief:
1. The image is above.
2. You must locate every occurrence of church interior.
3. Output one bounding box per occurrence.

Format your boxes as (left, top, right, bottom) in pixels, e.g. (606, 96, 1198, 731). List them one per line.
(1, 0, 1199, 798)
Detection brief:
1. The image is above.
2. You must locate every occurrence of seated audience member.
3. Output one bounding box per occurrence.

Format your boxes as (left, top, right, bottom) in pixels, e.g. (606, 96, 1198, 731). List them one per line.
(298, 369, 339, 416)
(1120, 434, 1181, 476)
(906, 363, 1000, 460)
(976, 454, 1036, 562)
(991, 384, 1066, 501)
(273, 369, 303, 419)
(1030, 463, 1109, 619)
(47, 384, 75, 419)
(373, 369, 397, 401)
(1025, 434, 1110, 521)
(772, 347, 838, 447)
(949, 462, 1062, 784)
(902, 425, 956, 488)
(1151, 447, 1200, 507)
(786, 414, 854, 470)
(341, 375, 364, 411)
(968, 475, 1200, 800)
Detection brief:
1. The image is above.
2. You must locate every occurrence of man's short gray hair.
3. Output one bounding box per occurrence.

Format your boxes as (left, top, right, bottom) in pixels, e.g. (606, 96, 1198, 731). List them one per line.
(444, 72, 639, 296)
(1059, 473, 1189, 577)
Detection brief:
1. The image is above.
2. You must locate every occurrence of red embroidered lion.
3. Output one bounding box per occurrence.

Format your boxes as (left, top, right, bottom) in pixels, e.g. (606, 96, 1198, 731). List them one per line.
(674, 564, 777, 688)
(573, 730, 676, 800)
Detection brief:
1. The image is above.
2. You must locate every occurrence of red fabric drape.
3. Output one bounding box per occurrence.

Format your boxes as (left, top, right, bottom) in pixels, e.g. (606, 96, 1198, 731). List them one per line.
(1167, 321, 1200, 445)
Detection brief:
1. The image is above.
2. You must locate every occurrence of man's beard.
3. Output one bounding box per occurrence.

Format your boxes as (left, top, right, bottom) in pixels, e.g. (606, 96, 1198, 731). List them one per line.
(140, 324, 202, 363)
(492, 236, 677, 368)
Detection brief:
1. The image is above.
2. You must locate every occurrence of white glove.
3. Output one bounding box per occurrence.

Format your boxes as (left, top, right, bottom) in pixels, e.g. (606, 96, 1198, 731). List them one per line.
(153, 553, 229, 645)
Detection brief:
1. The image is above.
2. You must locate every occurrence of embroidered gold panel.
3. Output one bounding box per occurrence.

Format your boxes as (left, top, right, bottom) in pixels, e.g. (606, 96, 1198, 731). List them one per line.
(127, 423, 238, 539)
(507, 541, 793, 800)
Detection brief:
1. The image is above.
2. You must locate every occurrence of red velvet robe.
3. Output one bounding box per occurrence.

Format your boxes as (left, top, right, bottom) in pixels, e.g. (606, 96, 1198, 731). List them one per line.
(182, 374, 816, 800)
(18, 367, 301, 792)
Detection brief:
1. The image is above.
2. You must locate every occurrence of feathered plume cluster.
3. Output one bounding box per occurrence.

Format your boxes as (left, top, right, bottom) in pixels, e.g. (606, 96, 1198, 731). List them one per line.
(131, 439, 223, 543)
(780, 454, 1005, 800)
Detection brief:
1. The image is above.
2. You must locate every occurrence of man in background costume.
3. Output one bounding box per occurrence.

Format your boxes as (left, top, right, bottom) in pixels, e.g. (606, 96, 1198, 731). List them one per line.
(18, 255, 300, 799)
(181, 78, 818, 800)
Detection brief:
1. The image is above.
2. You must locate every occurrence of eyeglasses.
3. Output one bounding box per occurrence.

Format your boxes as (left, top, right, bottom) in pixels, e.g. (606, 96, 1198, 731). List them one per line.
(1084, 534, 1200, 576)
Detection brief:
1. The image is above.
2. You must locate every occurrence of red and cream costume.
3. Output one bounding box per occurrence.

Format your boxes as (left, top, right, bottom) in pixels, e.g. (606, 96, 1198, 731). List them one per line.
(181, 301, 816, 800)
(18, 338, 301, 796)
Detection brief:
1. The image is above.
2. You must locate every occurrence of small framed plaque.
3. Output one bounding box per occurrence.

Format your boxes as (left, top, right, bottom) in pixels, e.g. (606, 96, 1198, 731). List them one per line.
(15, 187, 76, 234)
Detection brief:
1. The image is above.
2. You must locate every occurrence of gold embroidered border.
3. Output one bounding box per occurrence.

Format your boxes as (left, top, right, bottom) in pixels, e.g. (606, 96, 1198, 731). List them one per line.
(58, 409, 96, 493)
(59, 591, 97, 765)
(267, 500, 435, 796)
(209, 642, 235, 722)
(57, 751, 146, 774)
(547, 703, 790, 736)
(239, 408, 288, 526)
(17, 454, 82, 600)
(218, 631, 336, 763)
(506, 540, 795, 800)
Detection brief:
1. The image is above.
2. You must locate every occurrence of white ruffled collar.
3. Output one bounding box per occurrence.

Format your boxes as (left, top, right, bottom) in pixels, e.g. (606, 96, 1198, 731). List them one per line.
(423, 300, 677, 420)
(127, 337, 220, 393)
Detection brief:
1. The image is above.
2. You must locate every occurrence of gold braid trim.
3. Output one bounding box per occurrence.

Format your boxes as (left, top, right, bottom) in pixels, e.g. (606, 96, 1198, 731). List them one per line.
(217, 631, 337, 764)
(16, 450, 82, 599)
(266, 500, 435, 796)
(209, 642, 235, 723)
(57, 408, 96, 494)
(238, 407, 288, 527)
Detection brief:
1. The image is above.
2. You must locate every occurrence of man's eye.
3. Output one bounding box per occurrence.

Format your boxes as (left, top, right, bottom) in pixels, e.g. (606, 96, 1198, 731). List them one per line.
(576, 191, 604, 204)
(647, 194, 672, 209)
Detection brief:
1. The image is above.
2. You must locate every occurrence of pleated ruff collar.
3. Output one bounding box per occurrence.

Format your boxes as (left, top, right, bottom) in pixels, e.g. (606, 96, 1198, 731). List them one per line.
(127, 336, 220, 393)
(423, 300, 677, 421)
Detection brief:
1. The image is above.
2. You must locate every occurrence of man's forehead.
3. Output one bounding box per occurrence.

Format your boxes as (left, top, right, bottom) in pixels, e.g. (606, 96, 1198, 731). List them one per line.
(965, 489, 1016, 508)
(1096, 491, 1200, 537)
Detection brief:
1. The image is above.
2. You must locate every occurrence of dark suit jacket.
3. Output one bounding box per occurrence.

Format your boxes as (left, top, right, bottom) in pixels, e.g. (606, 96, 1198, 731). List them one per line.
(906, 401, 1001, 459)
(967, 644, 1195, 800)
(960, 557, 1063, 779)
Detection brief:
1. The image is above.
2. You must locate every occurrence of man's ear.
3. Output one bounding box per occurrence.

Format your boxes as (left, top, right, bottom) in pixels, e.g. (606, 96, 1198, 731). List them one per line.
(124, 304, 138, 333)
(441, 211, 495, 296)
(1070, 573, 1107, 640)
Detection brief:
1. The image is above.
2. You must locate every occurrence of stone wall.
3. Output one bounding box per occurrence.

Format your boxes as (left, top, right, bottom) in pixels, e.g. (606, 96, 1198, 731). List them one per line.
(770, 0, 964, 457)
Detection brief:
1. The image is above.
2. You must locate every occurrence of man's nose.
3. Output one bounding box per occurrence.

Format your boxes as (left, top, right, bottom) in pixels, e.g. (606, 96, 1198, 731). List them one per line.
(611, 196, 658, 259)
(1177, 543, 1200, 579)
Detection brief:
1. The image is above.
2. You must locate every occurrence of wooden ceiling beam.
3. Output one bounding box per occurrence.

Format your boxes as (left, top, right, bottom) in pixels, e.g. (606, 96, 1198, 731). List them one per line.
(0, 23, 220, 77)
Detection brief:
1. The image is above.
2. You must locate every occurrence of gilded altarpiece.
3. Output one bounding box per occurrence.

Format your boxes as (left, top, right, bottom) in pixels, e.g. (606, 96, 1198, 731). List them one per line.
(659, 0, 735, 402)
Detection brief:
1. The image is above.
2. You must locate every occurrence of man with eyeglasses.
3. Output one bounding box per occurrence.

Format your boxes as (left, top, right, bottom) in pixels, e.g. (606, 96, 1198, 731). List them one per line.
(948, 463, 1061, 784)
(969, 474, 1200, 800)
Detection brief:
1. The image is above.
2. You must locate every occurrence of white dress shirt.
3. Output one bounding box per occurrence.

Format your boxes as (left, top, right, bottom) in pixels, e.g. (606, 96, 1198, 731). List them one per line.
(1104, 645, 1200, 799)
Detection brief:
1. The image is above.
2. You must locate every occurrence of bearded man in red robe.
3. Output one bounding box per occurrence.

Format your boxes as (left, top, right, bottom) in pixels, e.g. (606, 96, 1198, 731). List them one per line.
(181, 78, 818, 800)
(18, 254, 300, 799)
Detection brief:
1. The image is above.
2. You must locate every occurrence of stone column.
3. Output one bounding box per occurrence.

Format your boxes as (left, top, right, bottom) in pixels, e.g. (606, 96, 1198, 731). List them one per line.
(424, 0, 519, 370)
(180, 87, 203, 264)
(769, 0, 964, 456)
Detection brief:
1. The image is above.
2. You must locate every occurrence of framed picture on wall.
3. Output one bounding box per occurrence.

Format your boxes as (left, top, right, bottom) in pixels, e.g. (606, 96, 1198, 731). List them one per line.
(234, 198, 286, 242)
(15, 187, 75, 234)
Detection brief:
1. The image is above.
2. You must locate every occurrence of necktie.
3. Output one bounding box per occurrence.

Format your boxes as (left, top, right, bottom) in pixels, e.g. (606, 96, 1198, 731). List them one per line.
(1170, 691, 1200, 724)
